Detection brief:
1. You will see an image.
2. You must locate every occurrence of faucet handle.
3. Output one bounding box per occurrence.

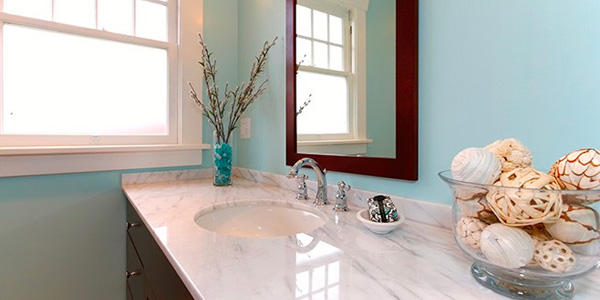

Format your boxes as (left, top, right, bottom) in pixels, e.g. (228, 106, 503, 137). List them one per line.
(333, 181, 351, 212)
(337, 180, 350, 192)
(295, 174, 309, 201)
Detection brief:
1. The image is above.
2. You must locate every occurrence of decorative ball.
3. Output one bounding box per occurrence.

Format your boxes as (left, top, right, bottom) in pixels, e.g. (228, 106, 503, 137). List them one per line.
(451, 147, 501, 184)
(533, 240, 576, 273)
(456, 216, 489, 249)
(451, 148, 501, 213)
(486, 168, 563, 226)
(544, 204, 600, 246)
(480, 224, 535, 268)
(550, 149, 600, 205)
(485, 138, 533, 172)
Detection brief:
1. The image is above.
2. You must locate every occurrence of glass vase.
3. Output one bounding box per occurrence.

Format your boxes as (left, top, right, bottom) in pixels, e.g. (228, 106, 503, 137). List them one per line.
(439, 170, 600, 300)
(213, 132, 232, 186)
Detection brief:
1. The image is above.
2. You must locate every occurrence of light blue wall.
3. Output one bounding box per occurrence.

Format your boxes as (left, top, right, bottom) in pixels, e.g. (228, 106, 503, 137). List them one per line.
(235, 0, 600, 205)
(236, 0, 288, 173)
(0, 171, 125, 299)
(366, 0, 396, 158)
(201, 0, 239, 166)
(0, 1, 237, 299)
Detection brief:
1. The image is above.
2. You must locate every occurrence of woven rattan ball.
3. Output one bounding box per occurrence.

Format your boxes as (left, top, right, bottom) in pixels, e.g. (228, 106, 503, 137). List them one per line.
(486, 168, 562, 226)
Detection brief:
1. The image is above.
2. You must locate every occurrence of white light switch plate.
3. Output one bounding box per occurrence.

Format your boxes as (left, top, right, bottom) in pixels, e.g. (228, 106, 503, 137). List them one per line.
(241, 118, 251, 139)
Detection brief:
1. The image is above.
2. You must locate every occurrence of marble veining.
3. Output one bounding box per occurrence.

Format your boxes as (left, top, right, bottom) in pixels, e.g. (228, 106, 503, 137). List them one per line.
(122, 170, 600, 300)
(121, 168, 212, 185)
(123, 168, 453, 228)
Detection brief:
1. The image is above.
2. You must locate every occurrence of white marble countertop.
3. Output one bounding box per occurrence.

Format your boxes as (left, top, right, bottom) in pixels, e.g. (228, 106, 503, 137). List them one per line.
(122, 171, 600, 300)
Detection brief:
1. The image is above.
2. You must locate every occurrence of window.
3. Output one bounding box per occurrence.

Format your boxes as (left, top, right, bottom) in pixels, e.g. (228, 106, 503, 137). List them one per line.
(296, 1, 352, 139)
(0, 0, 206, 177)
(295, 0, 367, 146)
(0, 0, 179, 147)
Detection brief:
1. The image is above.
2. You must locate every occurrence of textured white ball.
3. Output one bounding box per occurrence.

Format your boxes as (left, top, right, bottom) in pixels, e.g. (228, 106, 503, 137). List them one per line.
(456, 216, 489, 249)
(480, 224, 534, 268)
(485, 138, 533, 172)
(451, 148, 501, 184)
(533, 240, 576, 273)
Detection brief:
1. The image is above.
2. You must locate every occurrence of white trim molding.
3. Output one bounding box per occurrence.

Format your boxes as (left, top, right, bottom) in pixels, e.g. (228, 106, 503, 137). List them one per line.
(0, 144, 209, 178)
(298, 138, 372, 155)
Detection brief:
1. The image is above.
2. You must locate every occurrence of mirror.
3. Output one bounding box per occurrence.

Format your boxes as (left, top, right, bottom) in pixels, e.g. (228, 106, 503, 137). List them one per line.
(286, 0, 418, 180)
(295, 0, 396, 158)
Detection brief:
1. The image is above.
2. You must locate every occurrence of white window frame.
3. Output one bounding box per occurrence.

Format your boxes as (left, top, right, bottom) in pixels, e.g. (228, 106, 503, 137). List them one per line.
(0, 0, 209, 177)
(296, 0, 369, 151)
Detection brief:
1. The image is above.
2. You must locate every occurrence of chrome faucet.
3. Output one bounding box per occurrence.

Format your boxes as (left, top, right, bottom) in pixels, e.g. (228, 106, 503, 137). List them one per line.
(288, 158, 328, 205)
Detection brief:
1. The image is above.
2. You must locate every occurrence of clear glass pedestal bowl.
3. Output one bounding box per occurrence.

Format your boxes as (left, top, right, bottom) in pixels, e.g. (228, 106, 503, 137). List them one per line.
(439, 170, 600, 300)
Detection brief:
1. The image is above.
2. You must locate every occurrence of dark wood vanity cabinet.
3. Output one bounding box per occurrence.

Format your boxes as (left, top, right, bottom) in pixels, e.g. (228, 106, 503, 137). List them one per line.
(126, 202, 194, 300)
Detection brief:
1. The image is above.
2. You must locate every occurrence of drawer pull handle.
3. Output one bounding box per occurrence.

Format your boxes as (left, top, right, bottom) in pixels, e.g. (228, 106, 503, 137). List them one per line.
(126, 270, 141, 278)
(126, 222, 140, 230)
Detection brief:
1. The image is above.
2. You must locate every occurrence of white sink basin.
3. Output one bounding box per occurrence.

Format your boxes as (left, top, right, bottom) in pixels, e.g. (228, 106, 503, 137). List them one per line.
(194, 200, 328, 238)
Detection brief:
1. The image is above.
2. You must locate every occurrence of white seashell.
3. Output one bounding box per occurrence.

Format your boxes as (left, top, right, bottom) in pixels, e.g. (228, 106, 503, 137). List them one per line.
(480, 223, 534, 268)
(533, 240, 576, 273)
(544, 204, 600, 246)
(456, 216, 489, 249)
(451, 147, 501, 184)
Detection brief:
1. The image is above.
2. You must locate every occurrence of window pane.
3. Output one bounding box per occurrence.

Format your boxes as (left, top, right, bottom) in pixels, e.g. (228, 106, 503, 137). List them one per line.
(329, 15, 343, 45)
(312, 291, 325, 300)
(312, 265, 326, 290)
(4, 0, 52, 20)
(98, 0, 134, 35)
(54, 0, 96, 29)
(136, 0, 167, 41)
(296, 5, 312, 37)
(328, 286, 340, 300)
(313, 10, 328, 41)
(296, 38, 312, 66)
(2, 25, 168, 136)
(313, 41, 328, 69)
(330, 46, 343, 71)
(297, 72, 348, 135)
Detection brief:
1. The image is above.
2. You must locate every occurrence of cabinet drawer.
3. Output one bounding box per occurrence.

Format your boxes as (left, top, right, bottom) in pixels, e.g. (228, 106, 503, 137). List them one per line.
(127, 202, 194, 300)
(126, 235, 145, 300)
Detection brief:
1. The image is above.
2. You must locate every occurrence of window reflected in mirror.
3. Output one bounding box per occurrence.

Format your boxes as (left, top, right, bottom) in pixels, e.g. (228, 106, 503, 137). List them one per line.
(286, 0, 418, 180)
(295, 0, 396, 158)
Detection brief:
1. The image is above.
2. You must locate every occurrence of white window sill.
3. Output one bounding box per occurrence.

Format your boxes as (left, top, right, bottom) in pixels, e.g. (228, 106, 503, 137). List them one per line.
(0, 143, 211, 178)
(298, 139, 373, 146)
(298, 139, 372, 156)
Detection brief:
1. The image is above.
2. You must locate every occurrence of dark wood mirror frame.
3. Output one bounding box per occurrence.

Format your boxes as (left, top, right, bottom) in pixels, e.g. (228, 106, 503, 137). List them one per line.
(286, 0, 419, 180)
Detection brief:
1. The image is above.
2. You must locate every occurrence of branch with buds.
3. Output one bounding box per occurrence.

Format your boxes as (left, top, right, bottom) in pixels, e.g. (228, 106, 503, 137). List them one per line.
(188, 34, 277, 144)
(295, 54, 313, 116)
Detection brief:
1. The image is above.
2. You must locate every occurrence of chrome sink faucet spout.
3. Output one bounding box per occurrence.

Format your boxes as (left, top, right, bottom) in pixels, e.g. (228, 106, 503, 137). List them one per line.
(288, 158, 328, 205)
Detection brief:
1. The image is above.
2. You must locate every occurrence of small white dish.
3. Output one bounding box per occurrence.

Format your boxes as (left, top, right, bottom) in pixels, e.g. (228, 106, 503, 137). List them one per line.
(356, 209, 404, 234)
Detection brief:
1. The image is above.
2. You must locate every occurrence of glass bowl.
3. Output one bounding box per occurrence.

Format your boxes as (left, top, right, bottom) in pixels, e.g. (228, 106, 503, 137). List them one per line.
(439, 170, 600, 300)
